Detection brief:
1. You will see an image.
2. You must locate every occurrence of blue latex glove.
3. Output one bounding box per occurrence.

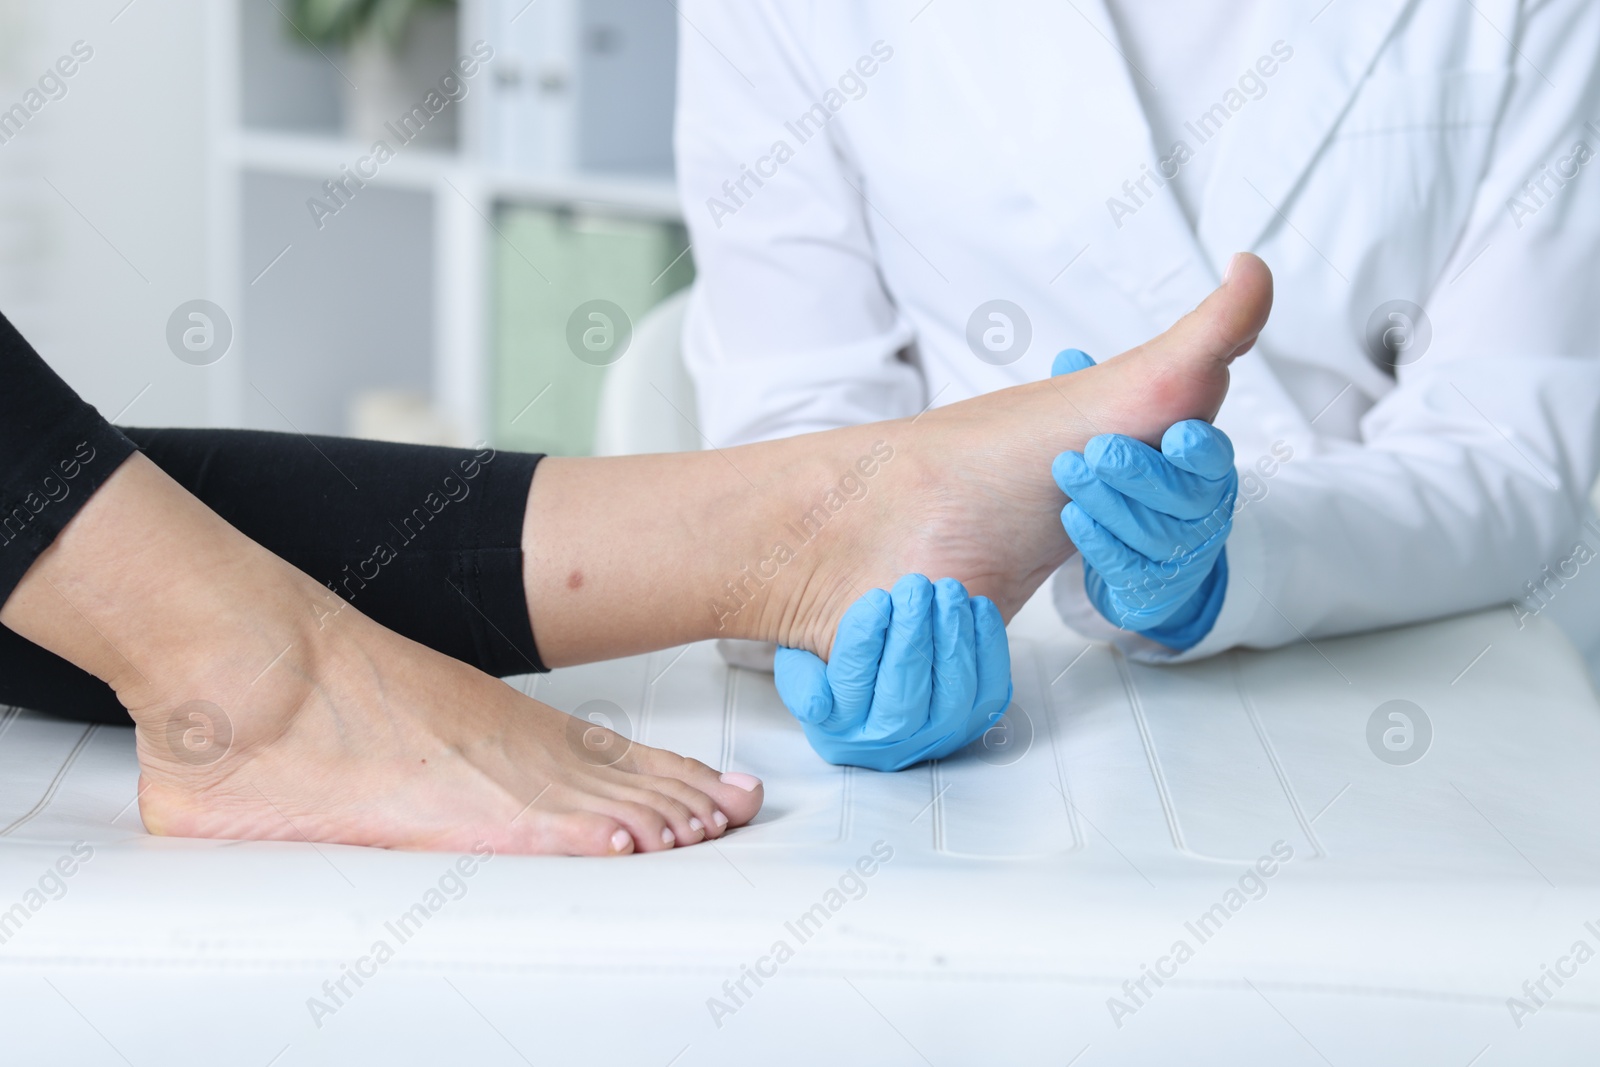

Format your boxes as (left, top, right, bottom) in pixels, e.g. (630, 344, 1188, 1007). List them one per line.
(774, 574, 1013, 771)
(1050, 348, 1237, 650)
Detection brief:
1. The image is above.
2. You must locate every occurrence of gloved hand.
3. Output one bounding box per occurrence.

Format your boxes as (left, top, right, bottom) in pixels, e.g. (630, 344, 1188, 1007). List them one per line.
(774, 574, 1012, 772)
(1050, 348, 1237, 650)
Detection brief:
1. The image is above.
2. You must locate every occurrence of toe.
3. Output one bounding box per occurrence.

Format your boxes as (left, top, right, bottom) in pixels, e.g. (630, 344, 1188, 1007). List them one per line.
(623, 747, 764, 828)
(588, 796, 679, 852)
(630, 773, 720, 840)
(598, 780, 703, 847)
(521, 810, 634, 856)
(1187, 252, 1273, 362)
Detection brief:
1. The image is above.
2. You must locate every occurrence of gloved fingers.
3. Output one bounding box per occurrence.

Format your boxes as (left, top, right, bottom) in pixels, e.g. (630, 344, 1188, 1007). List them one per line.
(802, 717, 951, 773)
(820, 587, 893, 732)
(1068, 505, 1221, 628)
(1077, 537, 1222, 632)
(773, 646, 832, 725)
(1083, 434, 1236, 521)
(895, 710, 991, 769)
(1161, 420, 1237, 480)
(799, 719, 883, 770)
(1053, 449, 1173, 526)
(1062, 503, 1156, 589)
(861, 574, 937, 743)
(1051, 348, 1098, 376)
(1082, 563, 1187, 632)
(1051, 448, 1092, 497)
(857, 614, 1004, 771)
(967, 596, 1013, 740)
(885, 597, 1010, 770)
(927, 578, 979, 737)
(1054, 452, 1222, 562)
(814, 590, 1004, 772)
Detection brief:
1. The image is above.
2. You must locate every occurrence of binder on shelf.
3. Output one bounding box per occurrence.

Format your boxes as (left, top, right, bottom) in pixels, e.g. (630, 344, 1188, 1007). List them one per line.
(492, 206, 693, 457)
(481, 0, 677, 178)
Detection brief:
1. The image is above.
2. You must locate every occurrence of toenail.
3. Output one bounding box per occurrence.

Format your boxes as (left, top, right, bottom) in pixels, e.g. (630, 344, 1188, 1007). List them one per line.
(713, 810, 729, 829)
(689, 817, 705, 835)
(661, 827, 676, 847)
(610, 829, 632, 853)
(720, 772, 762, 792)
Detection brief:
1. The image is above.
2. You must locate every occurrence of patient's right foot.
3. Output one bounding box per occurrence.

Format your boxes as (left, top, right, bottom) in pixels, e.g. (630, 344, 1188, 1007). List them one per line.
(777, 253, 1274, 657)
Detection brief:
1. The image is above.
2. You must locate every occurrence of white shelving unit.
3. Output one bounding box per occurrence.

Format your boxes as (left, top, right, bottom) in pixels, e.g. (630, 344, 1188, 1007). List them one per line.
(206, 0, 682, 445)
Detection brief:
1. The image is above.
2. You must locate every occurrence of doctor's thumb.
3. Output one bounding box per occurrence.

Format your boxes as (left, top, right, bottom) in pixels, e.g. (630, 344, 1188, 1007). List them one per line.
(1051, 348, 1098, 377)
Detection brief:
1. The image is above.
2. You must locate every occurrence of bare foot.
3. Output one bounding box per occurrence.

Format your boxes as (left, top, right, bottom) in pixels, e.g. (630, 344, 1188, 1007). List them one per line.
(784, 253, 1274, 657)
(1, 455, 763, 855)
(132, 603, 767, 855)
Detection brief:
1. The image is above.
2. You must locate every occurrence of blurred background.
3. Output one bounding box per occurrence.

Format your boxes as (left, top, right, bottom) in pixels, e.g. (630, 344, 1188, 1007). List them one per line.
(0, 0, 691, 457)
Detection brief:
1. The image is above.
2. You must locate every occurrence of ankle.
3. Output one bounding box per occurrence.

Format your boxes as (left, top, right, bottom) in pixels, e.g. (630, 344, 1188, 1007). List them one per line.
(0, 455, 321, 713)
(116, 567, 333, 735)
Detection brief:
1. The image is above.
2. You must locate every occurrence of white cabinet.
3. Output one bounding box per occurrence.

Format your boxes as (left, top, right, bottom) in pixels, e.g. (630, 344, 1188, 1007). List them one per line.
(212, 0, 684, 447)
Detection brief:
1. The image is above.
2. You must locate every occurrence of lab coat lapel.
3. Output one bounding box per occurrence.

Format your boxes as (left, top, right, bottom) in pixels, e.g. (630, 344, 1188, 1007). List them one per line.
(921, 0, 1324, 452)
(1196, 0, 1415, 262)
(913, 0, 1149, 229)
(920, 0, 1219, 324)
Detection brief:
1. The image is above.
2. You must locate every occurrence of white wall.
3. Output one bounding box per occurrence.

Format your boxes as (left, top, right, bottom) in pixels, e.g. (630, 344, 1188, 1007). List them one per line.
(0, 0, 212, 428)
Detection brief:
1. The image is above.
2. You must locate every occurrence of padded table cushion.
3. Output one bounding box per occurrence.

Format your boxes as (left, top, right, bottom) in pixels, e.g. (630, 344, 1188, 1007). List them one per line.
(1, 607, 1597, 1065)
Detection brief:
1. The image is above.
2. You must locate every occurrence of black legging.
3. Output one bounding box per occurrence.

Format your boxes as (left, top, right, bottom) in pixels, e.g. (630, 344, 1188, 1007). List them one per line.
(0, 310, 547, 725)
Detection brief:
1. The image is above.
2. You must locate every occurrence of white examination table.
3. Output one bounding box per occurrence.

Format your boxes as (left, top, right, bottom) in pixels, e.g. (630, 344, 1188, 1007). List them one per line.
(1, 603, 1598, 1065)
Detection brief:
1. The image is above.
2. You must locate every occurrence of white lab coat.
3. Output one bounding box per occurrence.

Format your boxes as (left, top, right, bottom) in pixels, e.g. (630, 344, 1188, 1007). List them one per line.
(675, 0, 1600, 674)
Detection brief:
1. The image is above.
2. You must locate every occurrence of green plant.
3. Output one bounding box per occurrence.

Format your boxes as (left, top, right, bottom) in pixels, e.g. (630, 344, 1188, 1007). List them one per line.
(285, 0, 456, 49)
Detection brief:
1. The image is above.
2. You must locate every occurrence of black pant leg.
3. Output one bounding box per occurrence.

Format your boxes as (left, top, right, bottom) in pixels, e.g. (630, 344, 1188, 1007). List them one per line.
(0, 310, 140, 723)
(0, 311, 139, 602)
(125, 427, 547, 680)
(0, 310, 550, 724)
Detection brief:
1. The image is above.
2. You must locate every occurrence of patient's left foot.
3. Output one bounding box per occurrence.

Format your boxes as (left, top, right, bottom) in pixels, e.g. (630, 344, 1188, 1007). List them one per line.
(130, 603, 766, 855)
(1, 455, 764, 854)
